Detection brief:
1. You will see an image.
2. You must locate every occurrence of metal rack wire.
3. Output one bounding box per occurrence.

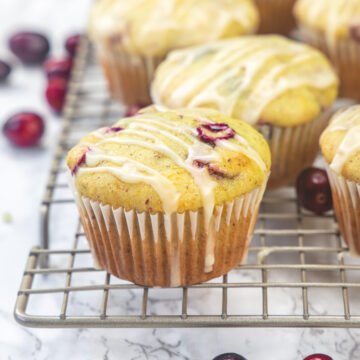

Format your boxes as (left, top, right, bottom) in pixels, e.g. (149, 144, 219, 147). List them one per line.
(14, 37, 360, 328)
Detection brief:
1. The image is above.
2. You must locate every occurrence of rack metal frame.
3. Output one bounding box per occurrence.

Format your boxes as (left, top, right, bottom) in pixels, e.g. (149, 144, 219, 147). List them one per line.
(14, 37, 360, 328)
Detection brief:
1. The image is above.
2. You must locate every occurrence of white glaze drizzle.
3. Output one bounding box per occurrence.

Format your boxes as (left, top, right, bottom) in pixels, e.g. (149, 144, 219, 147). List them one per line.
(80, 152, 180, 214)
(295, 0, 360, 53)
(323, 106, 360, 174)
(152, 36, 338, 125)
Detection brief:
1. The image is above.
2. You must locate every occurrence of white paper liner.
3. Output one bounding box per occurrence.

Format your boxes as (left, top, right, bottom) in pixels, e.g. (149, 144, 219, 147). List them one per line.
(325, 164, 360, 257)
(298, 25, 360, 100)
(254, 0, 296, 35)
(96, 45, 164, 107)
(258, 108, 331, 189)
(73, 182, 267, 287)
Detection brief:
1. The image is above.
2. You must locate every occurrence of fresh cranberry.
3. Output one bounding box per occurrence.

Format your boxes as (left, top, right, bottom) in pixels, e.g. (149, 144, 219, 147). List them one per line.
(197, 123, 235, 145)
(71, 147, 90, 176)
(125, 104, 145, 117)
(3, 112, 44, 147)
(43, 56, 72, 79)
(45, 77, 67, 112)
(304, 354, 333, 360)
(65, 34, 82, 57)
(9, 32, 50, 64)
(0, 60, 11, 82)
(296, 167, 333, 215)
(213, 353, 247, 360)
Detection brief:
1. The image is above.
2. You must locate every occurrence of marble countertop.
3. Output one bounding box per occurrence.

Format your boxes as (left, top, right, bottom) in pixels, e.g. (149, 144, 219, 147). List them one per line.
(1, 1, 360, 359)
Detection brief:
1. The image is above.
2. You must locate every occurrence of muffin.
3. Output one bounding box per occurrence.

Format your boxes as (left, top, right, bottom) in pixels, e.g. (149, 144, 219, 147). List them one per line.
(320, 105, 360, 256)
(89, 0, 259, 108)
(152, 35, 339, 189)
(67, 106, 271, 287)
(294, 0, 360, 100)
(254, 0, 297, 35)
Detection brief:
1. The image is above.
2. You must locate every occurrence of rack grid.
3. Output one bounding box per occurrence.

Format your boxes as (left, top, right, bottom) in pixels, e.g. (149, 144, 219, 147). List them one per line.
(14, 37, 360, 328)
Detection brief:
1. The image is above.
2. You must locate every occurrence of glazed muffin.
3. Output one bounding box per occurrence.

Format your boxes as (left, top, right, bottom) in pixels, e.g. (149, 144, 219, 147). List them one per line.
(152, 35, 339, 189)
(254, 0, 297, 35)
(89, 0, 259, 108)
(320, 105, 360, 256)
(294, 0, 360, 99)
(67, 106, 271, 287)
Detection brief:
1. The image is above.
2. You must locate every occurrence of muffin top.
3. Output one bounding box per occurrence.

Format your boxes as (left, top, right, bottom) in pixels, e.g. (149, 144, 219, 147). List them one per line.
(320, 105, 360, 183)
(151, 35, 338, 127)
(89, 0, 259, 57)
(67, 106, 270, 226)
(294, 0, 360, 48)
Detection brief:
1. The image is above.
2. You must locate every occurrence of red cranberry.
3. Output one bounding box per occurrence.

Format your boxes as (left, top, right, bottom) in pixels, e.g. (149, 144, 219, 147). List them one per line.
(0, 60, 11, 82)
(65, 34, 82, 57)
(105, 127, 123, 133)
(304, 354, 333, 360)
(43, 56, 72, 79)
(3, 112, 44, 147)
(296, 167, 333, 215)
(45, 77, 67, 112)
(197, 123, 235, 145)
(9, 32, 50, 64)
(213, 353, 247, 360)
(71, 147, 91, 176)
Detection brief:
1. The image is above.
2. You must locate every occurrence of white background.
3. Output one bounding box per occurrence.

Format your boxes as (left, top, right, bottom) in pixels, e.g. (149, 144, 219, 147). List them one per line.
(0, 1, 359, 359)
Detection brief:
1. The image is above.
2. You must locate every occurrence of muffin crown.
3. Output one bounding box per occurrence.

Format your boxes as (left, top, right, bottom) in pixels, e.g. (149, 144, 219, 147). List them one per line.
(320, 105, 360, 182)
(294, 0, 360, 48)
(89, 0, 259, 57)
(67, 107, 270, 225)
(152, 35, 338, 127)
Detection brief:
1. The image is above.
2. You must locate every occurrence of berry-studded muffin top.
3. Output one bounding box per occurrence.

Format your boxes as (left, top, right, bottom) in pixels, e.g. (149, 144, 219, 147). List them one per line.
(151, 35, 338, 127)
(320, 105, 360, 182)
(67, 106, 270, 224)
(294, 0, 360, 45)
(89, 0, 259, 57)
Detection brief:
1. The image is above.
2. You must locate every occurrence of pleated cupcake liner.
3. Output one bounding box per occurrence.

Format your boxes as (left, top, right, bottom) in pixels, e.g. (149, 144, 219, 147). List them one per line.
(258, 109, 330, 189)
(298, 25, 360, 100)
(96, 45, 164, 107)
(73, 182, 267, 287)
(254, 0, 297, 35)
(326, 164, 360, 257)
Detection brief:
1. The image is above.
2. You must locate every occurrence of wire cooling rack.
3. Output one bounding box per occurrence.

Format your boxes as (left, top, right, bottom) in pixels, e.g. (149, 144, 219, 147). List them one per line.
(14, 37, 360, 328)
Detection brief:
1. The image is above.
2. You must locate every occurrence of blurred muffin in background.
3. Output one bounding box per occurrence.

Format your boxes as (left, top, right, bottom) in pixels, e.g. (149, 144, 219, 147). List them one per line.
(320, 105, 360, 256)
(294, 0, 360, 100)
(254, 0, 297, 35)
(89, 0, 259, 107)
(152, 35, 339, 189)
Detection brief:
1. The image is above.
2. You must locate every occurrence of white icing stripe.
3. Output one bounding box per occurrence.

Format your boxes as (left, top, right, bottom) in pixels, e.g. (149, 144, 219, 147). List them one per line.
(152, 36, 338, 125)
(323, 106, 360, 174)
(81, 153, 180, 214)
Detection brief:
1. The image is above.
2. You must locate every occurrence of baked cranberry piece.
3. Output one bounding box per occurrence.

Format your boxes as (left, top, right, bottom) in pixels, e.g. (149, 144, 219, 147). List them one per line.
(0, 60, 11, 82)
(71, 147, 91, 176)
(43, 56, 73, 79)
(3, 112, 44, 147)
(45, 77, 67, 112)
(197, 123, 235, 145)
(106, 127, 123, 133)
(193, 160, 224, 177)
(296, 167, 333, 215)
(9, 32, 50, 63)
(213, 353, 247, 360)
(65, 34, 82, 57)
(304, 354, 333, 360)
